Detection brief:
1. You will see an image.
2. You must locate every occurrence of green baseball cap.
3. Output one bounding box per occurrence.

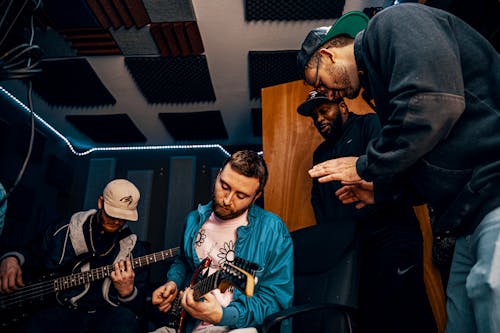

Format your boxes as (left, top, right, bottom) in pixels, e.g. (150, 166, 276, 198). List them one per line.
(322, 11, 370, 43)
(297, 11, 370, 73)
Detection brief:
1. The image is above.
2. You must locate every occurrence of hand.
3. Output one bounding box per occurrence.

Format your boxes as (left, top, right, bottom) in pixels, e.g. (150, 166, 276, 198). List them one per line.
(336, 180, 375, 209)
(110, 258, 135, 297)
(181, 288, 222, 324)
(0, 256, 24, 293)
(152, 281, 178, 313)
(309, 157, 361, 183)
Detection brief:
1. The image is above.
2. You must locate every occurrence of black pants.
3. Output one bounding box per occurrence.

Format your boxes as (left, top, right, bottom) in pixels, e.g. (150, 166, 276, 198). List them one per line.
(358, 222, 437, 333)
(21, 305, 141, 333)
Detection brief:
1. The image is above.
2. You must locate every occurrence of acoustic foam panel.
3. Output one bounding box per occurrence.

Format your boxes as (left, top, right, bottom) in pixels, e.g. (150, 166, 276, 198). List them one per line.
(42, 0, 101, 28)
(126, 169, 154, 241)
(86, 0, 151, 29)
(83, 158, 116, 210)
(111, 26, 159, 55)
(31, 58, 116, 106)
(66, 113, 147, 143)
(164, 156, 195, 249)
(248, 50, 301, 100)
(245, 0, 345, 21)
(15, 126, 46, 163)
(149, 21, 204, 57)
(5, 185, 34, 221)
(46, 155, 74, 193)
(143, 0, 195, 22)
(125, 56, 216, 104)
(251, 108, 262, 137)
(62, 28, 121, 55)
(33, 28, 78, 58)
(158, 111, 228, 141)
(0, 118, 11, 155)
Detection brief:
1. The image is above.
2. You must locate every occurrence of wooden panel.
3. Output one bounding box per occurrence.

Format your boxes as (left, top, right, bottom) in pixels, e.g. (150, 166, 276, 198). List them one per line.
(414, 205, 447, 333)
(262, 80, 319, 232)
(262, 81, 373, 232)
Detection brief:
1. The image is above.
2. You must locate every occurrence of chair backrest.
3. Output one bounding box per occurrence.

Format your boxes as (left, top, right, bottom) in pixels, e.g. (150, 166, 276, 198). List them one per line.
(291, 223, 360, 333)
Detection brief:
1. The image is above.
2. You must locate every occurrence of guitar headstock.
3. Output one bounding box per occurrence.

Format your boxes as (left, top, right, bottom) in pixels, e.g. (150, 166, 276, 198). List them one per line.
(218, 257, 258, 297)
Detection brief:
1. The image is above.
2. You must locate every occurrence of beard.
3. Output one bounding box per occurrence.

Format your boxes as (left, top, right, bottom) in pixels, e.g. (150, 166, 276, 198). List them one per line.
(318, 114, 343, 141)
(328, 63, 361, 99)
(212, 197, 250, 220)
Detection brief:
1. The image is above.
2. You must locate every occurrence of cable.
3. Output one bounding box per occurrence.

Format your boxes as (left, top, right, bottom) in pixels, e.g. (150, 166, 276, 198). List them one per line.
(1, 0, 40, 204)
(0, 44, 43, 79)
(0, 0, 29, 49)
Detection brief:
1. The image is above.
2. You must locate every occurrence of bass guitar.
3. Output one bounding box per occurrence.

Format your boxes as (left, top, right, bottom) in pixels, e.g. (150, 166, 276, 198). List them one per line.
(0, 246, 179, 329)
(166, 256, 259, 333)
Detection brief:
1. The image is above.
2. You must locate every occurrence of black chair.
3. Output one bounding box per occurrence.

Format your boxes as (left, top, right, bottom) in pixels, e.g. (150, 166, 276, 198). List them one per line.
(259, 223, 360, 333)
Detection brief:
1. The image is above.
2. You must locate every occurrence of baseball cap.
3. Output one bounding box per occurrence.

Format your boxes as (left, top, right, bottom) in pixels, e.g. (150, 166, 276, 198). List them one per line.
(102, 179, 140, 221)
(297, 11, 370, 73)
(297, 90, 343, 117)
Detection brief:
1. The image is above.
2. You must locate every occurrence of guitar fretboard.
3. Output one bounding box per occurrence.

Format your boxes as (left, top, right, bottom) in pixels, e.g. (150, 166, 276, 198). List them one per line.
(54, 247, 179, 291)
(192, 270, 220, 300)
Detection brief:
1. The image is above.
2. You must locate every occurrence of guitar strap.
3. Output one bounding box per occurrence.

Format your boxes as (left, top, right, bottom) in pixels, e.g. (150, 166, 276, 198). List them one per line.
(102, 234, 137, 306)
(67, 209, 96, 305)
(66, 209, 137, 307)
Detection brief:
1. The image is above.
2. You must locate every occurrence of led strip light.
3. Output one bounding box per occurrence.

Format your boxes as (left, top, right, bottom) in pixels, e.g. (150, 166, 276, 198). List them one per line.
(0, 85, 232, 157)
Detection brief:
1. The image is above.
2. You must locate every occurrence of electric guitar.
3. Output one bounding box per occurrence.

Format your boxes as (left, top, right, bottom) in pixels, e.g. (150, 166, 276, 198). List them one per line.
(166, 256, 259, 333)
(0, 246, 179, 329)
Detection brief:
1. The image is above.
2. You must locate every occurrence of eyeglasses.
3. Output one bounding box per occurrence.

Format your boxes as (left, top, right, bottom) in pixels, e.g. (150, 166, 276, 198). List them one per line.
(313, 55, 321, 88)
(309, 55, 330, 93)
(305, 55, 321, 89)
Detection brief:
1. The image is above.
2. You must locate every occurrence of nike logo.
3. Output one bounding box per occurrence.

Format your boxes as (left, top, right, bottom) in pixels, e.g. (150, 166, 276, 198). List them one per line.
(397, 264, 415, 275)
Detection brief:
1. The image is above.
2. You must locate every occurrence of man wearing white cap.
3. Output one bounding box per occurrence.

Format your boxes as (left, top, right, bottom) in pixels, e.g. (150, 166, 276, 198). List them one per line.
(0, 179, 148, 333)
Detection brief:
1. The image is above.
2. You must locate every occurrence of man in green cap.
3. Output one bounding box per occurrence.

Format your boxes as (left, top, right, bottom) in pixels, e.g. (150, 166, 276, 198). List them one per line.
(297, 3, 500, 333)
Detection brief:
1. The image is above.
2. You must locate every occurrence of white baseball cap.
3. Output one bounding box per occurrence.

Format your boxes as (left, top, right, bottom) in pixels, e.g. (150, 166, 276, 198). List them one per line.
(102, 179, 140, 221)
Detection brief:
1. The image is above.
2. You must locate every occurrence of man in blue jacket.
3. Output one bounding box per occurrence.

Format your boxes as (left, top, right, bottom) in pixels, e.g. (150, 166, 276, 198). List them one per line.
(297, 3, 500, 333)
(152, 150, 293, 333)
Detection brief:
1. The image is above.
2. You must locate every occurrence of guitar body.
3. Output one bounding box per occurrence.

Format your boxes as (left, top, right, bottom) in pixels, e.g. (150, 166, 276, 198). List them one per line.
(164, 257, 259, 333)
(166, 257, 212, 332)
(0, 272, 60, 332)
(0, 247, 179, 330)
(0, 253, 95, 331)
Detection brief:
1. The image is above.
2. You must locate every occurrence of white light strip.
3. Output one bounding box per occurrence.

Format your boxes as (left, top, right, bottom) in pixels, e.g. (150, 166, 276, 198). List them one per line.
(0, 86, 232, 157)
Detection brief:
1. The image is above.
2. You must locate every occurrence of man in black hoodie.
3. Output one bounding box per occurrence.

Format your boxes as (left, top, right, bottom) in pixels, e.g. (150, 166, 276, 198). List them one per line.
(297, 4, 500, 332)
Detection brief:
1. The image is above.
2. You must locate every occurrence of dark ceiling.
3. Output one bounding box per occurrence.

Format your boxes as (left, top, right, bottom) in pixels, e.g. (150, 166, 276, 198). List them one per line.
(0, 0, 498, 154)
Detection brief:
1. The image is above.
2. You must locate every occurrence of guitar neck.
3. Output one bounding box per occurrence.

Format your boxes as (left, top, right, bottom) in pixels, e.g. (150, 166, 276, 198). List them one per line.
(54, 247, 179, 292)
(192, 270, 220, 300)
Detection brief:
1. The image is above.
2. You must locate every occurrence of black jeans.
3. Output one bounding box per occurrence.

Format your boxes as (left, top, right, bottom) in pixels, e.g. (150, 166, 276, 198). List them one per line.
(358, 222, 437, 333)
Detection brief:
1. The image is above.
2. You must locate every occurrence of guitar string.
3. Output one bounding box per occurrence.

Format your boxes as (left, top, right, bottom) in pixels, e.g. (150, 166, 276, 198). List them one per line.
(0, 249, 178, 307)
(2, 215, 119, 307)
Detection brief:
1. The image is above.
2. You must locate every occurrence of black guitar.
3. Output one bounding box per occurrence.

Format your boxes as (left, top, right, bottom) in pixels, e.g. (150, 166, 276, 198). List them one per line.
(166, 256, 259, 332)
(0, 247, 179, 329)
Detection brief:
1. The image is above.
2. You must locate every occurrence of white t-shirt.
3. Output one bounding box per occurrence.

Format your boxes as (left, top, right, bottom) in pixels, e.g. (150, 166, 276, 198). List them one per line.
(193, 211, 248, 330)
